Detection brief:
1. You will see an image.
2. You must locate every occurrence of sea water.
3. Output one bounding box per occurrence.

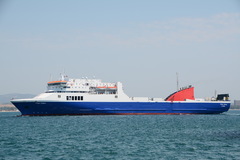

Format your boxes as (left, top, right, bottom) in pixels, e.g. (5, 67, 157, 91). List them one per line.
(1, 111, 240, 160)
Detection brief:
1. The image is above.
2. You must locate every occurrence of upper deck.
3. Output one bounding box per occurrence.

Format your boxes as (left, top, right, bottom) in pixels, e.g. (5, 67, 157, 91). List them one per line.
(47, 75, 118, 95)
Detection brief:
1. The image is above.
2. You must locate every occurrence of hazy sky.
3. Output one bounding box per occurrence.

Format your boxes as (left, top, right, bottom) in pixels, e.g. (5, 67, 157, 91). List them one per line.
(1, 0, 240, 100)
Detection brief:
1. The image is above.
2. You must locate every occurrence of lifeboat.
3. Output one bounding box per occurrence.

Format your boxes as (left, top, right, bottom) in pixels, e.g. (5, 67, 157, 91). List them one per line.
(96, 86, 117, 89)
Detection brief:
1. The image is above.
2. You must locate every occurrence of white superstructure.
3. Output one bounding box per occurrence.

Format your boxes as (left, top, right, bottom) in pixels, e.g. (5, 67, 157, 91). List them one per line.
(32, 74, 162, 102)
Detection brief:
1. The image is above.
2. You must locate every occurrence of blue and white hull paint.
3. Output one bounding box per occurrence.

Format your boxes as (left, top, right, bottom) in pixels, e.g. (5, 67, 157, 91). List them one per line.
(11, 74, 231, 116)
(12, 100, 230, 116)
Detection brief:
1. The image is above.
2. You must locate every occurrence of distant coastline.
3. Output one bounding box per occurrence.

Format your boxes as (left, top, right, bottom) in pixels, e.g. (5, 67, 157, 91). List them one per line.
(0, 104, 19, 112)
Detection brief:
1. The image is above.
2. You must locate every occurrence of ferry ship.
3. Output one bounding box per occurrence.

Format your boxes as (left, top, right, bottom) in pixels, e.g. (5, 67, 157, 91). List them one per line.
(11, 74, 230, 116)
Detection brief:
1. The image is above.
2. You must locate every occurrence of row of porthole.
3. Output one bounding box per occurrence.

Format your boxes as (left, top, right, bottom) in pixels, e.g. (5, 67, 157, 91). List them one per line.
(51, 86, 87, 89)
(66, 96, 84, 101)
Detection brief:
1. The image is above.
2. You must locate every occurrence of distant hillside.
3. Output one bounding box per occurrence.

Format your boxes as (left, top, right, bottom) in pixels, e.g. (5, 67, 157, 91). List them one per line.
(0, 93, 36, 104)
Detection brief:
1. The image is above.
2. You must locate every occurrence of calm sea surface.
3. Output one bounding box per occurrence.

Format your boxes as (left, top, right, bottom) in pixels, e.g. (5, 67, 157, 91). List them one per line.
(1, 111, 240, 160)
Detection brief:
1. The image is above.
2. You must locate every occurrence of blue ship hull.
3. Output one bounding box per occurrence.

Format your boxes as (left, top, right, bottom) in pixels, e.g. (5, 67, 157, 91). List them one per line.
(12, 101, 230, 116)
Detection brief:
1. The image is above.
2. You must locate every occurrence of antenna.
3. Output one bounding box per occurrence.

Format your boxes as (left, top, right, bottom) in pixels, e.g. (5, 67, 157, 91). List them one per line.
(60, 73, 64, 81)
(176, 72, 179, 91)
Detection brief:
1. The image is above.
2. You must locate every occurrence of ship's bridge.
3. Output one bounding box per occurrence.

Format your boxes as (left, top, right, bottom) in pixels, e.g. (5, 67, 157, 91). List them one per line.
(47, 80, 68, 86)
